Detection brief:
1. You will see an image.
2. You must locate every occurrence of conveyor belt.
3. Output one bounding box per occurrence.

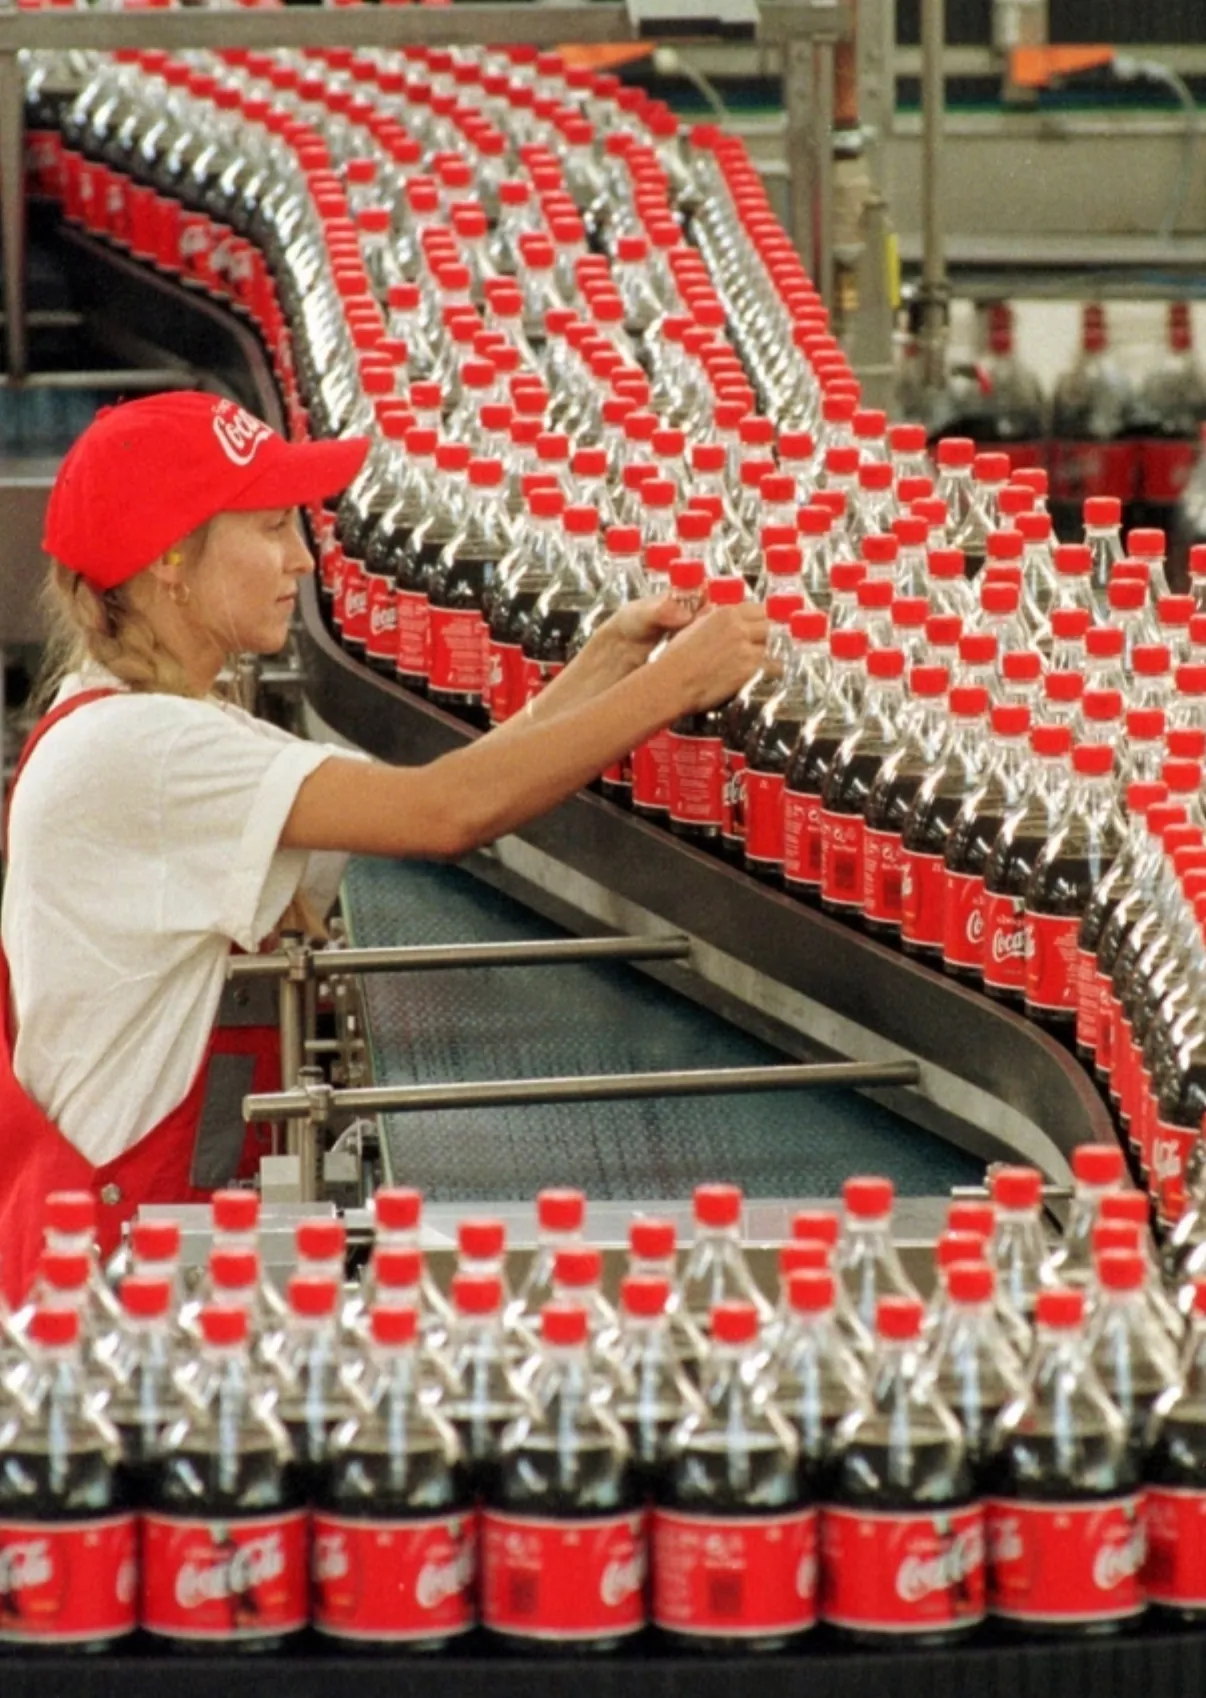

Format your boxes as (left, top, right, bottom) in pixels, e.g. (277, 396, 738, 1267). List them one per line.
(342, 856, 984, 1203)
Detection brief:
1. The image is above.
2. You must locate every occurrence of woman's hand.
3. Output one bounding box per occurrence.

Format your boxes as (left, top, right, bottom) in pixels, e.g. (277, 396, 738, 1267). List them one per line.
(594, 593, 697, 673)
(659, 601, 770, 714)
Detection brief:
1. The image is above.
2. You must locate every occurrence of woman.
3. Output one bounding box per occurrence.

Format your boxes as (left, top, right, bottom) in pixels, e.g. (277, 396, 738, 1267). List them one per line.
(0, 390, 767, 1300)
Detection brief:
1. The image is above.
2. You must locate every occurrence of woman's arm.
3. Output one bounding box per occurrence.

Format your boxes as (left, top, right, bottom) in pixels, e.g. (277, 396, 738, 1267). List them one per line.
(280, 601, 767, 859)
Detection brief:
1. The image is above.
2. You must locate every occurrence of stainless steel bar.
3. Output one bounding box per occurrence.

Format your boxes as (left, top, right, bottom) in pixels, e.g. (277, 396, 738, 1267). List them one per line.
(0, 367, 193, 390)
(0, 49, 27, 381)
(275, 932, 313, 1202)
(228, 934, 693, 980)
(812, 36, 837, 312)
(245, 1058, 923, 1121)
(919, 0, 947, 387)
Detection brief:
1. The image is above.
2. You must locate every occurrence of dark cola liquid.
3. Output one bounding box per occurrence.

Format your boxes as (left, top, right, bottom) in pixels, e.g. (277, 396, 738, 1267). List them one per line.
(1024, 852, 1099, 1042)
(983, 828, 1048, 1011)
(821, 747, 884, 919)
(943, 807, 1004, 986)
(669, 702, 728, 852)
(487, 1434, 642, 1654)
(721, 678, 781, 864)
(525, 597, 590, 679)
(1096, 886, 1149, 1091)
(863, 759, 927, 941)
(657, 1432, 809, 1652)
(145, 1445, 306, 1652)
(1078, 862, 1134, 1066)
(427, 552, 496, 726)
(0, 1448, 130, 1652)
(1120, 931, 1174, 1146)
(783, 732, 844, 905)
(1145, 1413, 1206, 1620)
(901, 789, 966, 963)
(337, 483, 395, 566)
(823, 1437, 978, 1648)
(742, 702, 807, 883)
(313, 1438, 475, 1652)
(368, 512, 427, 693)
(1110, 909, 1164, 1124)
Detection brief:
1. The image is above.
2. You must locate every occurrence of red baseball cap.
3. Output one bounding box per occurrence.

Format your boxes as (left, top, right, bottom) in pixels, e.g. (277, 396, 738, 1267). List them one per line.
(43, 392, 369, 591)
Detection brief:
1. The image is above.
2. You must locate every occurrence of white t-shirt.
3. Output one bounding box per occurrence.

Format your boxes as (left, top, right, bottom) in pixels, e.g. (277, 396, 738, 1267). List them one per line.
(2, 664, 352, 1166)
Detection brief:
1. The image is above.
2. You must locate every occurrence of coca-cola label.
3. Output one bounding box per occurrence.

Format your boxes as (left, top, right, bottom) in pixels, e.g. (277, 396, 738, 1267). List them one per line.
(177, 214, 216, 283)
(983, 892, 1026, 991)
(1095, 973, 1115, 1073)
(312, 1511, 476, 1643)
(341, 561, 369, 646)
(863, 827, 904, 926)
(821, 1504, 985, 1635)
(396, 588, 430, 680)
(722, 750, 747, 848)
(480, 1510, 646, 1642)
(633, 731, 671, 811)
(141, 1512, 309, 1641)
(154, 195, 182, 273)
(900, 849, 946, 949)
(127, 184, 159, 262)
(1024, 911, 1081, 1015)
(1141, 438, 1198, 506)
(986, 1496, 1145, 1624)
(820, 811, 865, 910)
(1152, 1117, 1201, 1226)
(0, 1516, 136, 1644)
(522, 655, 564, 704)
(1048, 440, 1140, 507)
(25, 130, 63, 199)
(430, 607, 486, 697)
(744, 768, 785, 866)
(364, 575, 398, 660)
(783, 791, 823, 889)
(487, 639, 523, 725)
(1076, 948, 1101, 1052)
(1144, 1487, 1206, 1607)
(942, 869, 986, 971)
(652, 1508, 818, 1639)
(668, 732, 724, 828)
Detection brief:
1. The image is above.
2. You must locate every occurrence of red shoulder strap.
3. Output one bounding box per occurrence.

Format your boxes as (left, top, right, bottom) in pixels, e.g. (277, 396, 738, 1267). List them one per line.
(4, 687, 122, 856)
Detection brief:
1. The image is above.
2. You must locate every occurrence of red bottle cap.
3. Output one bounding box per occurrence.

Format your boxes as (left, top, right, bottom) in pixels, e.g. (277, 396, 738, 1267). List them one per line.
(1084, 496, 1121, 527)
(1125, 781, 1167, 814)
(991, 1166, 1043, 1209)
(867, 648, 906, 681)
(973, 451, 1010, 484)
(620, 1276, 670, 1318)
(780, 1242, 831, 1278)
(947, 1201, 996, 1238)
(790, 610, 829, 643)
(1085, 626, 1124, 658)
(1053, 545, 1091, 576)
(1162, 760, 1203, 794)
(950, 685, 989, 717)
(862, 535, 898, 569)
(958, 633, 996, 665)
(889, 423, 928, 454)
(458, 1219, 505, 1260)
(537, 1189, 585, 1233)
(936, 437, 975, 468)
(1096, 1251, 1145, 1293)
(39, 1252, 90, 1290)
(1133, 644, 1171, 675)
(629, 1218, 677, 1260)
(927, 548, 966, 579)
(926, 616, 963, 647)
(991, 704, 1030, 737)
(797, 506, 833, 538)
(553, 1246, 602, 1287)
(1072, 1144, 1125, 1186)
(29, 1309, 80, 1350)
(199, 1305, 248, 1349)
(1050, 609, 1090, 640)
(288, 1276, 339, 1319)
(1177, 665, 1206, 696)
(1098, 1192, 1150, 1226)
(1126, 528, 1166, 559)
(711, 1300, 760, 1344)
(843, 1175, 894, 1218)
(1072, 744, 1115, 777)
(830, 629, 870, 663)
(694, 1183, 743, 1228)
(910, 665, 950, 697)
(131, 1220, 181, 1262)
(947, 1262, 994, 1305)
(373, 1247, 421, 1287)
(542, 1302, 589, 1346)
(1044, 671, 1084, 703)
(829, 562, 866, 593)
(986, 530, 1024, 562)
(296, 1220, 345, 1262)
(46, 1191, 97, 1236)
(1107, 578, 1145, 612)
(708, 577, 747, 606)
(876, 1296, 924, 1340)
(210, 1249, 258, 1289)
(1035, 1289, 1084, 1330)
(935, 1230, 988, 1269)
(370, 1307, 418, 1348)
(787, 1272, 836, 1314)
(374, 1188, 422, 1231)
(980, 583, 1020, 615)
(451, 1274, 502, 1315)
(1127, 709, 1166, 740)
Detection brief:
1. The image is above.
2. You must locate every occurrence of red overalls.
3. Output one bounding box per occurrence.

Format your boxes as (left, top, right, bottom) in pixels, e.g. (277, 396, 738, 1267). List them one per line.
(0, 688, 281, 1304)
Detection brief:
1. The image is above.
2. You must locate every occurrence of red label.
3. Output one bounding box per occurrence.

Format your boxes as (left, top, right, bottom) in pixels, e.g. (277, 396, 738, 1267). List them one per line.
(1024, 911, 1081, 1014)
(430, 607, 486, 696)
(1144, 1487, 1206, 1607)
(480, 1510, 646, 1642)
(155, 195, 182, 273)
(783, 791, 823, 888)
(1076, 948, 1101, 1052)
(998, 442, 1048, 474)
(25, 130, 63, 199)
(522, 655, 564, 703)
(722, 750, 747, 847)
(312, 1511, 476, 1643)
(652, 1508, 818, 1639)
(0, 1516, 136, 1644)
(397, 588, 429, 680)
(127, 183, 159, 262)
(1048, 440, 1140, 506)
(487, 639, 524, 724)
(141, 1512, 309, 1641)
(943, 869, 985, 970)
(821, 1504, 985, 1635)
(744, 768, 785, 866)
(901, 849, 947, 948)
(821, 811, 865, 909)
(633, 731, 671, 810)
(986, 1497, 1145, 1625)
(1151, 1117, 1201, 1225)
(341, 560, 368, 646)
(864, 828, 904, 926)
(365, 575, 397, 661)
(983, 892, 1026, 991)
(1141, 438, 1198, 506)
(1096, 975, 1115, 1072)
(669, 733, 724, 828)
(177, 214, 217, 285)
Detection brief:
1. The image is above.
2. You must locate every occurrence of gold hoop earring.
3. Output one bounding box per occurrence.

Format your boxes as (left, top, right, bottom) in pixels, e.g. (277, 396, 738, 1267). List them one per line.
(167, 581, 191, 608)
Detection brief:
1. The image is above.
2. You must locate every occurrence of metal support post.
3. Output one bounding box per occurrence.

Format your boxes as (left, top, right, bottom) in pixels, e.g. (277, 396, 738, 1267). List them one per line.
(918, 0, 949, 389)
(0, 49, 27, 381)
(782, 33, 836, 309)
(244, 1057, 923, 1124)
(275, 929, 314, 1202)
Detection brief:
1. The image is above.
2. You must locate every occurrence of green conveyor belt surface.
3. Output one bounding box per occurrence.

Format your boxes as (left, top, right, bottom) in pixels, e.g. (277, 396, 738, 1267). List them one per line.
(342, 856, 984, 1203)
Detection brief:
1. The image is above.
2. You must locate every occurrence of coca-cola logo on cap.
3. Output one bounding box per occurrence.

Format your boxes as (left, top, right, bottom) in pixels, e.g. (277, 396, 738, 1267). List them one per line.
(212, 400, 272, 469)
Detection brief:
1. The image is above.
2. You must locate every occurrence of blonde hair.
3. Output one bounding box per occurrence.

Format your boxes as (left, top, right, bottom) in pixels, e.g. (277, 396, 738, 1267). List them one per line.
(35, 523, 212, 710)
